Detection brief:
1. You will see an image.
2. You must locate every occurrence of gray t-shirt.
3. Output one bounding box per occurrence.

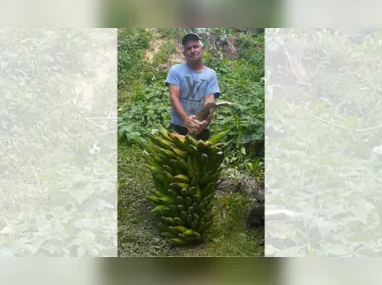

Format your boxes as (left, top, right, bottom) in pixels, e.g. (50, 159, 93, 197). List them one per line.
(165, 63, 221, 127)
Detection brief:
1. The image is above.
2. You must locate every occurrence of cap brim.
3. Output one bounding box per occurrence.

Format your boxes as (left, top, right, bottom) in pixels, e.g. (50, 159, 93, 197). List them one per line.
(182, 34, 200, 45)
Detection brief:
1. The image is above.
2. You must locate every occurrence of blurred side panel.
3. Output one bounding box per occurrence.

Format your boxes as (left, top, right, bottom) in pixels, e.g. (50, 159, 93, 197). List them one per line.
(1, 0, 382, 28)
(0, 29, 118, 256)
(284, 258, 382, 285)
(0, 258, 100, 285)
(0, 0, 101, 27)
(285, 0, 382, 27)
(265, 28, 382, 256)
(100, 257, 281, 285)
(102, 0, 284, 28)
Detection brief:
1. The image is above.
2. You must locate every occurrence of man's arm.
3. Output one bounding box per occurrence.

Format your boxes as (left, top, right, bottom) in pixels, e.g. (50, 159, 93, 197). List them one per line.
(195, 70, 220, 133)
(195, 94, 215, 134)
(202, 94, 215, 125)
(168, 84, 201, 132)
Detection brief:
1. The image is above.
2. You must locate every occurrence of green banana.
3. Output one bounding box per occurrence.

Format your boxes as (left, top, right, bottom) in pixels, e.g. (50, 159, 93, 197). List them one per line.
(195, 184, 202, 201)
(177, 204, 185, 212)
(172, 135, 195, 152)
(147, 195, 160, 204)
(151, 205, 170, 214)
(168, 132, 186, 142)
(181, 211, 187, 221)
(174, 174, 190, 183)
(175, 226, 188, 233)
(180, 188, 188, 197)
(208, 129, 230, 145)
(158, 222, 170, 232)
(187, 206, 194, 215)
(186, 156, 194, 177)
(191, 220, 198, 229)
(185, 135, 198, 148)
(192, 156, 200, 176)
(174, 217, 184, 225)
(166, 189, 178, 198)
(176, 196, 185, 205)
(200, 153, 208, 164)
(168, 205, 177, 212)
(187, 214, 193, 224)
(183, 229, 195, 237)
(197, 140, 211, 151)
(168, 226, 178, 235)
(172, 147, 188, 159)
(186, 196, 192, 207)
(187, 186, 195, 196)
(152, 153, 164, 165)
(152, 175, 165, 193)
(161, 217, 175, 225)
(157, 126, 174, 142)
(177, 157, 187, 171)
(193, 194, 200, 202)
(198, 201, 209, 211)
(159, 148, 178, 159)
(170, 182, 189, 189)
(149, 194, 175, 205)
(143, 152, 155, 165)
(191, 173, 199, 186)
(163, 165, 173, 174)
(168, 159, 182, 175)
(178, 233, 195, 241)
(147, 164, 163, 176)
(163, 170, 175, 183)
(161, 231, 176, 238)
(149, 134, 175, 151)
(171, 238, 188, 245)
(194, 232, 202, 240)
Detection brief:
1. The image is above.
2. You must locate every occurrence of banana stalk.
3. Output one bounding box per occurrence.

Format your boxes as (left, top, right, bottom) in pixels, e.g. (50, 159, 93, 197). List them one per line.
(145, 125, 230, 246)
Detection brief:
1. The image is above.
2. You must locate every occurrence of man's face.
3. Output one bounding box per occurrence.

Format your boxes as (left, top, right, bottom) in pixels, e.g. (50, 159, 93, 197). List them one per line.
(183, 40, 204, 62)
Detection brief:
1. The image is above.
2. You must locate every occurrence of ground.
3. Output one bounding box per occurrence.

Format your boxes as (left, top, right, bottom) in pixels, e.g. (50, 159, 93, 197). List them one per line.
(118, 144, 264, 257)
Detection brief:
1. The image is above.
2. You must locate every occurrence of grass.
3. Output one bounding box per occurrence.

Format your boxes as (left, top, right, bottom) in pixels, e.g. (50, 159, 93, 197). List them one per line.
(118, 143, 264, 257)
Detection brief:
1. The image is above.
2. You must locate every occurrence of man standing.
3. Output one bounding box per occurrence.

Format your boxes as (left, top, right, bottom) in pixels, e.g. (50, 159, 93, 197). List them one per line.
(165, 33, 221, 141)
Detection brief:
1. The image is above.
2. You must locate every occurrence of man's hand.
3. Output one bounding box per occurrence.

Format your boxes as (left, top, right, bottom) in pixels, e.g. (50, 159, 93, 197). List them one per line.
(193, 120, 208, 134)
(191, 94, 215, 134)
(185, 115, 202, 133)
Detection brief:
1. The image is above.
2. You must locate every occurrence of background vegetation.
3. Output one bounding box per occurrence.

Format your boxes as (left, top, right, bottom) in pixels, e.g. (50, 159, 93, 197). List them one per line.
(118, 28, 265, 256)
(266, 28, 382, 256)
(0, 29, 116, 256)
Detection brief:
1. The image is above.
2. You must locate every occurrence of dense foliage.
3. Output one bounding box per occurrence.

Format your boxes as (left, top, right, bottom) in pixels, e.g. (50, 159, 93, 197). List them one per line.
(118, 28, 265, 179)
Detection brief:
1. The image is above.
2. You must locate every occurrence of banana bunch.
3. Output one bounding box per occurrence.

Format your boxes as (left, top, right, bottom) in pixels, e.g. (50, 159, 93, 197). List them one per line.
(143, 126, 231, 246)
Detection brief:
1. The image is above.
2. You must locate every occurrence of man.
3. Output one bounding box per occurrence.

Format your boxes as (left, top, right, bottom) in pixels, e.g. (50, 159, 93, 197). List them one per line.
(165, 33, 221, 141)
